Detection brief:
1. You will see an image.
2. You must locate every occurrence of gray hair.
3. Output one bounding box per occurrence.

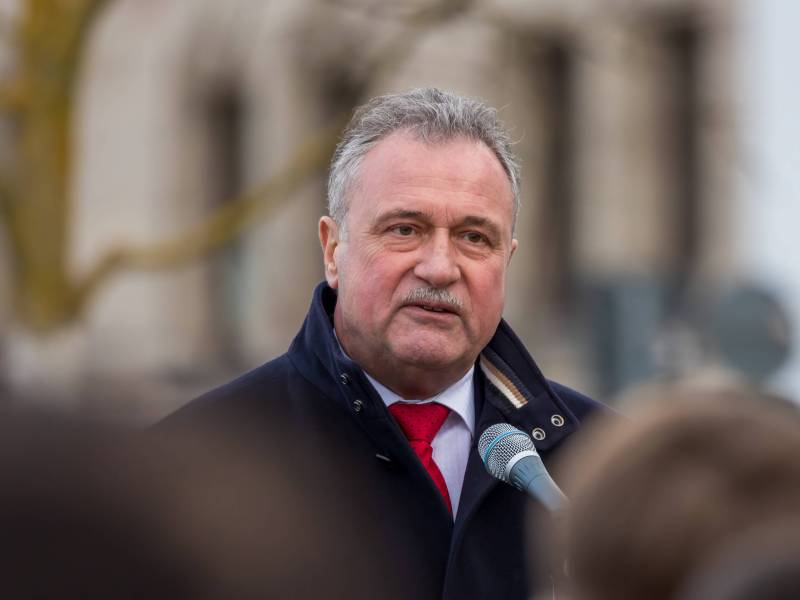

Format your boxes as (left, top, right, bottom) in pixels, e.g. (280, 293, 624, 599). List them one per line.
(327, 87, 521, 236)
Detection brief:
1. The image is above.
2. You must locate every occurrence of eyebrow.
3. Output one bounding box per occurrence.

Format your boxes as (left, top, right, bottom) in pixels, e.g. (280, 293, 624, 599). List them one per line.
(373, 209, 429, 224)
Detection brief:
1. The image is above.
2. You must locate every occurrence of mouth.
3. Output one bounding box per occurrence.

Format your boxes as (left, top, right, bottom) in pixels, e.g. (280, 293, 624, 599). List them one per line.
(404, 302, 459, 316)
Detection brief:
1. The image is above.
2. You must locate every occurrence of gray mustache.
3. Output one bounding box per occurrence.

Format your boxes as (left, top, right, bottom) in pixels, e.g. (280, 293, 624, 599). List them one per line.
(402, 288, 464, 312)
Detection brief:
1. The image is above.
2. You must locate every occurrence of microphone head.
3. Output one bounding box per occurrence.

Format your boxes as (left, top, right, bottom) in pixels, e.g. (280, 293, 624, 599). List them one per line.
(478, 423, 538, 482)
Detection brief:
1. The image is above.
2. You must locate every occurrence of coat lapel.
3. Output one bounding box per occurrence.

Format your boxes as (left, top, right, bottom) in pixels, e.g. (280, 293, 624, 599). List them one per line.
(454, 344, 580, 538)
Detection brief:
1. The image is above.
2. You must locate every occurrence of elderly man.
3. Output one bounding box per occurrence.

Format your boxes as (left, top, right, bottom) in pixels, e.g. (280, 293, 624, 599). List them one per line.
(166, 88, 609, 599)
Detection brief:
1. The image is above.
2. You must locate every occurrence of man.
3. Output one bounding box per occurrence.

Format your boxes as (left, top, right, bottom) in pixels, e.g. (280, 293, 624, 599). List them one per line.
(165, 88, 609, 599)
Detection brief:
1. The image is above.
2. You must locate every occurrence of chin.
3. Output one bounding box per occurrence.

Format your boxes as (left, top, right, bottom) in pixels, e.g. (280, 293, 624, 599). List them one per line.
(393, 343, 468, 371)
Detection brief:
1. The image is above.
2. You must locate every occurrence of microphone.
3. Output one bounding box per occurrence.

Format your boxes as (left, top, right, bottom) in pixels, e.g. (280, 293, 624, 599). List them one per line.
(478, 423, 567, 512)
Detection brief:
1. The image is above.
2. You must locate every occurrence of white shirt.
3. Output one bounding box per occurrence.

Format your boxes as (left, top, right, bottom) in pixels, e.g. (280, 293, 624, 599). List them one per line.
(364, 368, 475, 516)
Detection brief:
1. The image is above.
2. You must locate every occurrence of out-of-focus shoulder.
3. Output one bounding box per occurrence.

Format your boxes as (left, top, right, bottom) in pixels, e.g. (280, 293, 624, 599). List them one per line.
(547, 380, 620, 423)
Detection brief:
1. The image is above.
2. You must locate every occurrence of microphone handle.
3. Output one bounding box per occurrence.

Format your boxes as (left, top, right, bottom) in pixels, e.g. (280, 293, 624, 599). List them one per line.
(508, 454, 568, 512)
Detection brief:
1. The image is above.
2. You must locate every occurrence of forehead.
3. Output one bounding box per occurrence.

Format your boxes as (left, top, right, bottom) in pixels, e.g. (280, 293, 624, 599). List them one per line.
(348, 131, 514, 226)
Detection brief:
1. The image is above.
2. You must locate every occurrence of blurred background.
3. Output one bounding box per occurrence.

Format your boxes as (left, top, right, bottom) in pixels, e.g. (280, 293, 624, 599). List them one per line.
(0, 0, 797, 422)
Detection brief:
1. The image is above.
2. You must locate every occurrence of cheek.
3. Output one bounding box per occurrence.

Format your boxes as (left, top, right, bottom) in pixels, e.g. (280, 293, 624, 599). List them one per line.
(361, 253, 408, 292)
(472, 260, 508, 292)
(341, 255, 400, 311)
(468, 264, 508, 318)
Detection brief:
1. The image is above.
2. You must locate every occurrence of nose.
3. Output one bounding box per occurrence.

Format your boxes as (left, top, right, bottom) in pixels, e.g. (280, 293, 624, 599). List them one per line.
(413, 230, 461, 288)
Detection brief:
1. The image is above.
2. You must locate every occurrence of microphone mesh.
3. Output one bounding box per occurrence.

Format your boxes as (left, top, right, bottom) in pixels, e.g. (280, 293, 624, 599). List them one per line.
(478, 423, 536, 481)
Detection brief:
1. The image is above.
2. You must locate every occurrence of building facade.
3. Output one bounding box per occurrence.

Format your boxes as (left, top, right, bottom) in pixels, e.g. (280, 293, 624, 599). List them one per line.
(1, 0, 795, 418)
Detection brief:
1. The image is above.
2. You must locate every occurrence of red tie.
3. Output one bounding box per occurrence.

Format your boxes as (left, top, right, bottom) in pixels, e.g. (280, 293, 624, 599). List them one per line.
(389, 402, 452, 514)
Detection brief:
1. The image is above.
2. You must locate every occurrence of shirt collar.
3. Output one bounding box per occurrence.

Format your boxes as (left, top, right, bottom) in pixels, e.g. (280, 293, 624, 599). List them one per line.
(363, 367, 475, 436)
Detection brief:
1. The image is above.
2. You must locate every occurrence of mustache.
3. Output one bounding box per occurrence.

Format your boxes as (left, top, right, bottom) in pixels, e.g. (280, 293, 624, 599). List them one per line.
(401, 287, 464, 312)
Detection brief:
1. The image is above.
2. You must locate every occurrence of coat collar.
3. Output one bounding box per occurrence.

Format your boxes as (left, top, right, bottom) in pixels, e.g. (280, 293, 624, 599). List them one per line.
(289, 282, 578, 451)
(479, 320, 579, 452)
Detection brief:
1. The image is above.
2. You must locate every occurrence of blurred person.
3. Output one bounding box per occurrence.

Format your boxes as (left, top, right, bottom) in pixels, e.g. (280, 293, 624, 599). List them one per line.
(676, 518, 800, 600)
(164, 87, 611, 599)
(0, 406, 413, 599)
(550, 391, 800, 600)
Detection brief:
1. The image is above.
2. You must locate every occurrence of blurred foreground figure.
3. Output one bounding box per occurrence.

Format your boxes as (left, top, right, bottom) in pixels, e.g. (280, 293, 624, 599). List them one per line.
(676, 518, 800, 600)
(165, 87, 611, 599)
(555, 392, 800, 600)
(0, 408, 408, 599)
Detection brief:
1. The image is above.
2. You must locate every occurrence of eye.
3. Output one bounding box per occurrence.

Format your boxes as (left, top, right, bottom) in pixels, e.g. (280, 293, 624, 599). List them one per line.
(462, 231, 489, 245)
(389, 224, 416, 236)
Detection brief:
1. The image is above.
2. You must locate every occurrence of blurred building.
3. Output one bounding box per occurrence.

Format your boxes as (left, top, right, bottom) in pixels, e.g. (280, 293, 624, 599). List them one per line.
(0, 0, 796, 419)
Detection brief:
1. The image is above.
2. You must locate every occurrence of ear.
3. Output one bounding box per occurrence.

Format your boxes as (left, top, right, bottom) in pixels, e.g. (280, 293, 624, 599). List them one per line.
(508, 238, 518, 265)
(319, 216, 341, 289)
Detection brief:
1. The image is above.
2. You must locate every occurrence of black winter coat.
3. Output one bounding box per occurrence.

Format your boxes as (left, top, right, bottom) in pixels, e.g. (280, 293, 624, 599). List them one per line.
(163, 283, 611, 600)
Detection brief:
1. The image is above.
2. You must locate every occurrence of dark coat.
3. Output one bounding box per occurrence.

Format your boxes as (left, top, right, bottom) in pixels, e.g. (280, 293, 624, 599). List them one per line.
(163, 283, 611, 600)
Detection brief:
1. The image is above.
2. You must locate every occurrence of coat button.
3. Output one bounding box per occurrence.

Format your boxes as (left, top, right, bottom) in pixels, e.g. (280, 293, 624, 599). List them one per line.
(531, 427, 546, 441)
(352, 399, 364, 413)
(551, 414, 565, 427)
(340, 373, 350, 385)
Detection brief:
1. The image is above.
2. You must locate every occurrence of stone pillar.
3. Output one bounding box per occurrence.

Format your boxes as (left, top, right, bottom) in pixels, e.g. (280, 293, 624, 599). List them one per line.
(573, 21, 681, 280)
(69, 0, 224, 382)
(235, 0, 328, 367)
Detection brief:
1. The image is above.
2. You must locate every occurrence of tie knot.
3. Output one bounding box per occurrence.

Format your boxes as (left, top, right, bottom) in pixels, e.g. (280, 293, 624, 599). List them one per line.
(389, 402, 450, 444)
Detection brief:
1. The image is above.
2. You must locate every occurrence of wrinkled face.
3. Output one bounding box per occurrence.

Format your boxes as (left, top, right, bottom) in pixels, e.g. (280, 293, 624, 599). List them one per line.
(320, 130, 517, 388)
